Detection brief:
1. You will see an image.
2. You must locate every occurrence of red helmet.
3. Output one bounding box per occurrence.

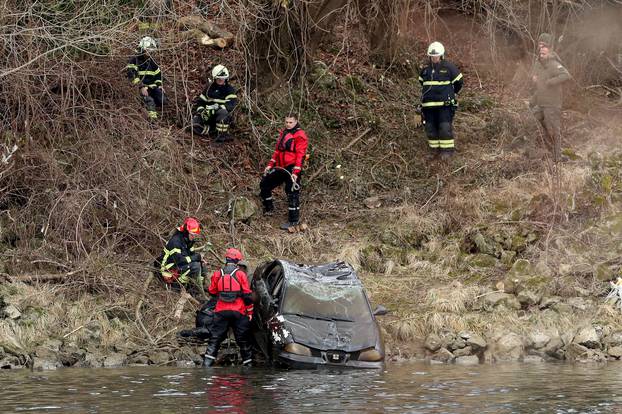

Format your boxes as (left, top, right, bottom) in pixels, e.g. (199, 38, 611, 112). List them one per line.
(225, 248, 244, 261)
(180, 217, 201, 235)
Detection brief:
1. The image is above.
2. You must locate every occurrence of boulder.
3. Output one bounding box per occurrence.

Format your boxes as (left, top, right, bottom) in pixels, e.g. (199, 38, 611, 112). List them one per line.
(103, 353, 127, 368)
(508, 259, 531, 278)
(82, 351, 104, 368)
(453, 346, 473, 357)
(32, 356, 62, 371)
(544, 336, 564, 360)
(455, 355, 479, 365)
(2, 304, 21, 319)
(309, 61, 337, 89)
(500, 250, 516, 266)
(229, 196, 257, 222)
(431, 347, 454, 363)
(148, 351, 171, 366)
(523, 355, 544, 363)
(603, 331, 622, 347)
(565, 343, 589, 361)
(517, 290, 541, 307)
(494, 333, 523, 361)
(607, 346, 622, 359)
(128, 354, 149, 365)
(466, 334, 487, 351)
(480, 292, 521, 311)
(424, 334, 442, 352)
(574, 326, 600, 349)
(529, 333, 551, 350)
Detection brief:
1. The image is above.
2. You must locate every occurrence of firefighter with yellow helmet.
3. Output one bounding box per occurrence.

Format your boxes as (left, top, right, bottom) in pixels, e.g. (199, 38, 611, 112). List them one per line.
(418, 41, 463, 159)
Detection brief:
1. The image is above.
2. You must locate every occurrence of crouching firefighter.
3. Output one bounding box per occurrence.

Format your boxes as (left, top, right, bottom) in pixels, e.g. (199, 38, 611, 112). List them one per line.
(418, 41, 463, 159)
(260, 113, 309, 231)
(126, 36, 166, 121)
(155, 217, 205, 298)
(191, 64, 238, 143)
(203, 248, 254, 367)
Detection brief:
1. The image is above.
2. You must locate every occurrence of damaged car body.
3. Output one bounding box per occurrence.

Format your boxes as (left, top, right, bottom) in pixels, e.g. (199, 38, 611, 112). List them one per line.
(251, 260, 385, 369)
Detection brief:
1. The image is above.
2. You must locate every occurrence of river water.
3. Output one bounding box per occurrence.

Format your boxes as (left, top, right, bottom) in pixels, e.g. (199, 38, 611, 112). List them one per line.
(1, 362, 621, 413)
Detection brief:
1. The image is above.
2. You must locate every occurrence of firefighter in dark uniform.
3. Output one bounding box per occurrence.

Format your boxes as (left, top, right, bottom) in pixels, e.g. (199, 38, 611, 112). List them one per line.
(126, 36, 166, 121)
(192, 64, 238, 143)
(260, 114, 309, 230)
(418, 41, 463, 159)
(530, 33, 571, 163)
(203, 248, 254, 367)
(156, 217, 205, 297)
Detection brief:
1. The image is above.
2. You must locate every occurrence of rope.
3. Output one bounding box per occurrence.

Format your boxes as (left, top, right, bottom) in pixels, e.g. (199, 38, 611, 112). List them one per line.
(267, 166, 301, 191)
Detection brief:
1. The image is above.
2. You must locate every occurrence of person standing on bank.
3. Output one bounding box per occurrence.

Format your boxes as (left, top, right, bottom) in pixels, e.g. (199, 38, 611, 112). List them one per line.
(260, 114, 308, 230)
(530, 33, 571, 163)
(418, 41, 463, 160)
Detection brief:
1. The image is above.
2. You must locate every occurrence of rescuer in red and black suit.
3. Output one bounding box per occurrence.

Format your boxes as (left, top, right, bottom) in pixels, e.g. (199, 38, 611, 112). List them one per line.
(202, 248, 254, 367)
(260, 113, 309, 230)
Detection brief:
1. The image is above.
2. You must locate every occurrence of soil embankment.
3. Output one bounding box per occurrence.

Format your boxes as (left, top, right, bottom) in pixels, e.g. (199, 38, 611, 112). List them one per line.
(1, 1, 622, 369)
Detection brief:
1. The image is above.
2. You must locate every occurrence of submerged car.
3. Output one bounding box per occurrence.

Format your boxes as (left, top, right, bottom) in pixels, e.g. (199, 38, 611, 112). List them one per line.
(251, 260, 386, 369)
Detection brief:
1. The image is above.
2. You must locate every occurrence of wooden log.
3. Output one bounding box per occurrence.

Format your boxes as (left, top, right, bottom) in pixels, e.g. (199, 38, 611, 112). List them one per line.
(177, 16, 234, 48)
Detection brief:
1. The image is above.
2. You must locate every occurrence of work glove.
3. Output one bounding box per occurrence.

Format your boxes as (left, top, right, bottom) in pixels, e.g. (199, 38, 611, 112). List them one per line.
(414, 113, 423, 128)
(263, 166, 272, 177)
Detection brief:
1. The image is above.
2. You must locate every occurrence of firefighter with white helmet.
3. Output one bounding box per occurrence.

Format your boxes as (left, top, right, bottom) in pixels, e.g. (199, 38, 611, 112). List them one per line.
(126, 36, 166, 120)
(191, 64, 238, 143)
(418, 41, 463, 159)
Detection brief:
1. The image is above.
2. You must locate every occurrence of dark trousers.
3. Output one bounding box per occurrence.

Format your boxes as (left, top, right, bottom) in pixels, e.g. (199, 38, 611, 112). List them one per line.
(259, 166, 301, 223)
(423, 106, 456, 152)
(192, 108, 232, 136)
(143, 87, 166, 112)
(204, 310, 252, 364)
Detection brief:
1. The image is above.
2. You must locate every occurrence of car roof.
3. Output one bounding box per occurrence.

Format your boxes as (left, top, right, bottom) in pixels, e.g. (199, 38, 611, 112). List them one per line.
(275, 260, 363, 287)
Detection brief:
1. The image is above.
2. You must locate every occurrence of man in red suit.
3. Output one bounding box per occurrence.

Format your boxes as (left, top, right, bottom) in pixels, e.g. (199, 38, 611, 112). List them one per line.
(260, 114, 309, 230)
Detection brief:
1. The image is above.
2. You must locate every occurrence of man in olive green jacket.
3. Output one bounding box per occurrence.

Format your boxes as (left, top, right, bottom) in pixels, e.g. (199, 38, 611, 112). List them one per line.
(530, 33, 571, 163)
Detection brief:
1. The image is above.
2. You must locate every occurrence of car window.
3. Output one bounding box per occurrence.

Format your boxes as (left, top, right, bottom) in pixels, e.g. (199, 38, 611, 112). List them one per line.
(281, 278, 373, 323)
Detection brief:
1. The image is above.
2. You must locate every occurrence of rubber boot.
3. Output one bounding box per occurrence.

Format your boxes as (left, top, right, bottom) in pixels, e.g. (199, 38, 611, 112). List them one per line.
(202, 355, 215, 367)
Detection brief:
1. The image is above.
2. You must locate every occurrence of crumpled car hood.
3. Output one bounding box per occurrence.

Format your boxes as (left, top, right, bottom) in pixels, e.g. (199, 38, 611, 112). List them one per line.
(284, 314, 378, 352)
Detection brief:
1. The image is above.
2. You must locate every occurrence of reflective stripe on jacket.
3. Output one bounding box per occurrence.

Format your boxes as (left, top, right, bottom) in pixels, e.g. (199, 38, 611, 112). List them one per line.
(160, 230, 199, 281)
(419, 60, 463, 108)
(126, 54, 162, 88)
(196, 82, 238, 113)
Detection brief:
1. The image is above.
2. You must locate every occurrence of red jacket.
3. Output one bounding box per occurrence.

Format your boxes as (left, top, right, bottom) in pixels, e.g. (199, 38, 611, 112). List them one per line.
(266, 125, 308, 174)
(208, 265, 252, 315)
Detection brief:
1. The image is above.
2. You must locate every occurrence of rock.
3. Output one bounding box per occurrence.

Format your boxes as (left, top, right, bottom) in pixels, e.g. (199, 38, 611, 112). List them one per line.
(455, 355, 479, 365)
(175, 360, 196, 368)
(363, 196, 382, 209)
(551, 302, 573, 314)
(500, 250, 516, 266)
(574, 326, 600, 349)
(41, 339, 63, 353)
(539, 296, 561, 309)
(603, 331, 622, 347)
(466, 334, 487, 351)
(424, 334, 442, 352)
(567, 297, 591, 311)
(607, 346, 622, 359)
(467, 254, 497, 268)
(561, 331, 575, 346)
(448, 337, 466, 351)
(83, 352, 104, 368)
(103, 353, 126, 368)
(32, 357, 62, 371)
(453, 346, 473, 357)
(529, 333, 551, 350)
(229, 196, 257, 222)
(309, 61, 337, 89)
(517, 290, 541, 307)
(544, 337, 564, 360)
(523, 355, 544, 363)
(431, 347, 454, 363)
(502, 277, 522, 294)
(472, 232, 496, 256)
(480, 292, 521, 311)
(582, 349, 607, 363)
(508, 259, 531, 278)
(2, 304, 21, 319)
(148, 351, 171, 366)
(128, 354, 149, 365)
(0, 356, 24, 369)
(565, 343, 589, 361)
(494, 333, 523, 361)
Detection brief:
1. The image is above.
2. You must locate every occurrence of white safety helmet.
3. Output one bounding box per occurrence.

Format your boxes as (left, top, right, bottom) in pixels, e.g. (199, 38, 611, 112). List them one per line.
(427, 41, 445, 57)
(138, 36, 158, 52)
(211, 64, 229, 80)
